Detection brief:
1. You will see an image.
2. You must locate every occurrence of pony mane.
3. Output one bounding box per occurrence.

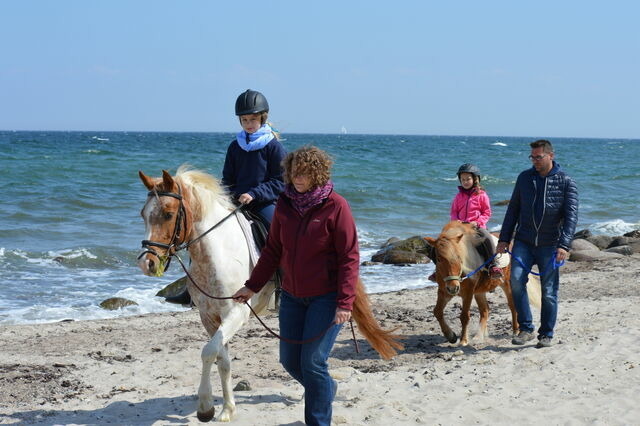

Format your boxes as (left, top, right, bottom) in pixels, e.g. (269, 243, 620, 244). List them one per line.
(438, 223, 484, 274)
(175, 164, 234, 218)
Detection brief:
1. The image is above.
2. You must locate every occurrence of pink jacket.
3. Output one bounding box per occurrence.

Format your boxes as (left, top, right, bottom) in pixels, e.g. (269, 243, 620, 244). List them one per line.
(450, 187, 492, 229)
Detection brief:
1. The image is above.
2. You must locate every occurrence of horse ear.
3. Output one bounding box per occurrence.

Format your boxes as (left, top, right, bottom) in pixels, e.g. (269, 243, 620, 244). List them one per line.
(139, 171, 155, 190)
(423, 236, 436, 246)
(161, 170, 174, 190)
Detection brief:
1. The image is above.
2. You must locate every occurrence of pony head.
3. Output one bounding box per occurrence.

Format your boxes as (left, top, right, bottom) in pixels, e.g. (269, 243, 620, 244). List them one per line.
(137, 169, 194, 277)
(424, 222, 483, 296)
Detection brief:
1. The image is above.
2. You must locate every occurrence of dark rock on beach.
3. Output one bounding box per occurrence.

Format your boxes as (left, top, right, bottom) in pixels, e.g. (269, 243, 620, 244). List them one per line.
(156, 276, 188, 298)
(370, 236, 432, 265)
(570, 228, 640, 261)
(99, 298, 138, 310)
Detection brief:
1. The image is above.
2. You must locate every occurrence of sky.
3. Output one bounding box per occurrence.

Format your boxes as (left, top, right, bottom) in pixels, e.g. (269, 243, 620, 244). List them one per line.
(1, 1, 639, 138)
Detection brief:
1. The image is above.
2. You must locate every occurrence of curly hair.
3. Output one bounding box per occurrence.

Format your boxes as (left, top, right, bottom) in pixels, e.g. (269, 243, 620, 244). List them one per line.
(282, 145, 333, 188)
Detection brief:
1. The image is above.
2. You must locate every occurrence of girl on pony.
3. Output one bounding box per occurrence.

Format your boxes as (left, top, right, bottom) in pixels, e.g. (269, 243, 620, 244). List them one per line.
(223, 89, 287, 229)
(428, 163, 502, 281)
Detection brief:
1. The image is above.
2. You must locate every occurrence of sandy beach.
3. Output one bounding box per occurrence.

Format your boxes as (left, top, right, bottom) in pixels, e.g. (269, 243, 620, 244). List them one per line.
(1, 255, 639, 426)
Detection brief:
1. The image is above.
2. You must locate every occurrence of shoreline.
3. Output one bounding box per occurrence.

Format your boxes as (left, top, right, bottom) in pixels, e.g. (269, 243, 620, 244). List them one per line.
(1, 255, 639, 425)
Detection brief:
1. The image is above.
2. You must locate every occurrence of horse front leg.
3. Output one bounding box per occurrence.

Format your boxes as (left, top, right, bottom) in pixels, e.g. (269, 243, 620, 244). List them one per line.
(473, 292, 489, 342)
(433, 287, 457, 343)
(458, 288, 474, 346)
(197, 305, 249, 422)
(500, 280, 520, 336)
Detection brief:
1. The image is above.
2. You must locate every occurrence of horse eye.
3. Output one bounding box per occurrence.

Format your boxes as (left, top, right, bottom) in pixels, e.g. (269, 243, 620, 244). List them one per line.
(163, 212, 174, 220)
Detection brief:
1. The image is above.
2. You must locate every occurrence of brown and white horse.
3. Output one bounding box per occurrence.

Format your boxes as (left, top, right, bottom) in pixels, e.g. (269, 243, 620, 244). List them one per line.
(138, 166, 402, 422)
(424, 221, 541, 346)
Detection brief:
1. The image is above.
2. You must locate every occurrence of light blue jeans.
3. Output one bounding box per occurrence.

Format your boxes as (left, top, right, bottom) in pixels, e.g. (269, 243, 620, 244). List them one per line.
(279, 291, 342, 426)
(510, 240, 560, 339)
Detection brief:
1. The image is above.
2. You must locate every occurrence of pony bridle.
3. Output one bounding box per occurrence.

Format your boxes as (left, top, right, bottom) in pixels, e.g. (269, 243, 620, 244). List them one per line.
(137, 185, 189, 272)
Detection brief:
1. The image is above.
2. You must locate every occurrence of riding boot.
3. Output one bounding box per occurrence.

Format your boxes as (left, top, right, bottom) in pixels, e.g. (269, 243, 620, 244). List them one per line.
(165, 288, 192, 305)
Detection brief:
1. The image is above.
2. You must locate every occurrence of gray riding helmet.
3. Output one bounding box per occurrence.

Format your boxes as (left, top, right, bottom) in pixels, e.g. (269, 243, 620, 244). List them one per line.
(457, 163, 481, 179)
(235, 89, 269, 116)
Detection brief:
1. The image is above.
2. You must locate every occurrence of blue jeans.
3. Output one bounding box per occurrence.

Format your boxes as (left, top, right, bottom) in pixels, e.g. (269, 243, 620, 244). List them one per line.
(254, 203, 275, 230)
(279, 291, 342, 426)
(510, 240, 560, 338)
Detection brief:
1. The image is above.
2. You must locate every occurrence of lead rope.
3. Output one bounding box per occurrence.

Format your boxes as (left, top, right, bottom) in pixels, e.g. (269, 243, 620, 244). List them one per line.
(172, 251, 359, 351)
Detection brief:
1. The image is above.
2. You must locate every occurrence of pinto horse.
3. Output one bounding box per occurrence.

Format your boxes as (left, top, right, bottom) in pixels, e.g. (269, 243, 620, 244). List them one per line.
(138, 166, 402, 422)
(424, 221, 541, 346)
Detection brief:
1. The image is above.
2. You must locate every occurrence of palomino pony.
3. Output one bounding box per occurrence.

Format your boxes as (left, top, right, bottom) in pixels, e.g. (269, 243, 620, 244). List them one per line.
(424, 221, 541, 346)
(137, 166, 402, 422)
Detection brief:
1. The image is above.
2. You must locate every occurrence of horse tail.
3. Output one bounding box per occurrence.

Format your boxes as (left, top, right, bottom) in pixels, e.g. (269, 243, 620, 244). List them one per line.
(351, 278, 404, 360)
(527, 274, 542, 309)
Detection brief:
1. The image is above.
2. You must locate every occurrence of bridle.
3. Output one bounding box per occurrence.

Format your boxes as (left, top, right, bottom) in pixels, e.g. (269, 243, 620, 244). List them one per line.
(137, 185, 189, 271)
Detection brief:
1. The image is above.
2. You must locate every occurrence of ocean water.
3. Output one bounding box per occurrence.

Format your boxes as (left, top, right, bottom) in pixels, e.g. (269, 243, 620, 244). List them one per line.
(1, 131, 638, 325)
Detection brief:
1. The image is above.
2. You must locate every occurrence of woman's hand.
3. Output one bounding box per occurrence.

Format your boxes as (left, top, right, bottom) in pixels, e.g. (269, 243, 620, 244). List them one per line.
(232, 286, 255, 303)
(334, 308, 352, 324)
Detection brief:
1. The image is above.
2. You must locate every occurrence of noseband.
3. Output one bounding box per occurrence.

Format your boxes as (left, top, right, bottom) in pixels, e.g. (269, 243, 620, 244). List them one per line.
(137, 186, 189, 271)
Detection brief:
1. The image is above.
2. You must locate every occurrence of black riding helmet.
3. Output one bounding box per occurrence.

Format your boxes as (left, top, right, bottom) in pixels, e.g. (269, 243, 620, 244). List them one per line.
(457, 163, 481, 179)
(235, 89, 269, 116)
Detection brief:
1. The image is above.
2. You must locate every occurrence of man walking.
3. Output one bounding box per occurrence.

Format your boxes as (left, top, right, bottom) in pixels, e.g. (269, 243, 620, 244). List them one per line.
(496, 139, 578, 348)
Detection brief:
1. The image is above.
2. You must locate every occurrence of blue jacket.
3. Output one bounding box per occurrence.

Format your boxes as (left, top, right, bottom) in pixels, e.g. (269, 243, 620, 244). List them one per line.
(222, 137, 287, 208)
(498, 161, 578, 251)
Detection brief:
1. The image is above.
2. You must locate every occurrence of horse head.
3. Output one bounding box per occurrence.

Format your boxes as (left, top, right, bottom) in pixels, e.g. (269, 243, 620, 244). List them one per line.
(424, 222, 475, 296)
(137, 170, 193, 277)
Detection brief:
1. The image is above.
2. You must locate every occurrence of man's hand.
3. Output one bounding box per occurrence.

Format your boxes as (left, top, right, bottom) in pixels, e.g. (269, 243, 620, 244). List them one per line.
(496, 241, 509, 255)
(556, 248, 568, 262)
(232, 286, 255, 303)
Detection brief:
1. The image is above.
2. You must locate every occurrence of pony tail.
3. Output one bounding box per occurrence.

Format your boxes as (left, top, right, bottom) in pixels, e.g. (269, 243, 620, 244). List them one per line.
(351, 278, 404, 360)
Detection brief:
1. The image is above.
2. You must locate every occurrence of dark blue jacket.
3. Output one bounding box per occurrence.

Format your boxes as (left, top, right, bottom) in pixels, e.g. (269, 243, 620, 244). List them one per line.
(498, 161, 578, 251)
(222, 137, 287, 208)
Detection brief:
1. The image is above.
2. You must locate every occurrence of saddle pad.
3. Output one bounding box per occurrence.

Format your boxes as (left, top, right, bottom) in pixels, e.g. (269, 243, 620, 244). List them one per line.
(235, 211, 260, 269)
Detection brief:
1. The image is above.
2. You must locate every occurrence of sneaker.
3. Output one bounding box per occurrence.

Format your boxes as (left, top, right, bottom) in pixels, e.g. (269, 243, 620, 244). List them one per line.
(489, 266, 503, 279)
(536, 336, 553, 348)
(512, 331, 535, 345)
(428, 272, 437, 282)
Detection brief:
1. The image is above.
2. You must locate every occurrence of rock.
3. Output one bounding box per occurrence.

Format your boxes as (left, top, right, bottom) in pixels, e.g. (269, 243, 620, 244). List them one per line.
(361, 261, 382, 266)
(494, 199, 510, 206)
(380, 237, 401, 248)
(628, 241, 640, 254)
(608, 236, 637, 248)
(569, 250, 624, 262)
(371, 235, 433, 264)
(624, 230, 640, 238)
(156, 276, 188, 298)
(573, 229, 592, 239)
(233, 380, 251, 391)
(604, 245, 633, 256)
(571, 239, 599, 252)
(99, 297, 138, 310)
(586, 235, 614, 250)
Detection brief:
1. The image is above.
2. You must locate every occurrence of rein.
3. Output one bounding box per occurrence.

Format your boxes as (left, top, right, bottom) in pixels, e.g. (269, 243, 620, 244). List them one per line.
(140, 187, 358, 350)
(443, 253, 498, 283)
(506, 249, 565, 276)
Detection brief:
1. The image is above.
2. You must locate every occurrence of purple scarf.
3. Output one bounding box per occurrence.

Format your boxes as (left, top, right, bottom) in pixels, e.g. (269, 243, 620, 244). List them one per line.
(285, 181, 334, 215)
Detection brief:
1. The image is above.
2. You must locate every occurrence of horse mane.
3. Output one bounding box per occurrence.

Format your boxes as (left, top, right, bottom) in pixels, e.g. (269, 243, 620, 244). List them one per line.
(175, 164, 235, 218)
(437, 222, 484, 274)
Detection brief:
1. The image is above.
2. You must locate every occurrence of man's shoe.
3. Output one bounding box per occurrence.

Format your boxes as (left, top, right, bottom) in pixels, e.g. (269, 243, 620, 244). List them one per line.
(165, 288, 192, 305)
(512, 331, 535, 345)
(536, 336, 553, 348)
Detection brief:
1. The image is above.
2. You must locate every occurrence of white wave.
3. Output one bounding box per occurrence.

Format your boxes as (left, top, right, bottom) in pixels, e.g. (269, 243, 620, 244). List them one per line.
(492, 142, 507, 146)
(588, 219, 639, 236)
(91, 136, 109, 141)
(84, 149, 101, 153)
(47, 248, 97, 259)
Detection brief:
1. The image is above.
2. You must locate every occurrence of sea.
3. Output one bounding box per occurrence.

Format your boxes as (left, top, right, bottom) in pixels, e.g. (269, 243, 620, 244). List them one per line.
(1, 131, 638, 325)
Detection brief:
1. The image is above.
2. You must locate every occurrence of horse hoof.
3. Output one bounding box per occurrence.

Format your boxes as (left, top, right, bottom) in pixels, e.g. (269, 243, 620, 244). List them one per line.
(447, 333, 458, 344)
(197, 409, 215, 422)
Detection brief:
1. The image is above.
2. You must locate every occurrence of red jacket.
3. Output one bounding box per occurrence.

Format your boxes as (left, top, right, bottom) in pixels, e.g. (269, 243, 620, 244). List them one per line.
(450, 187, 492, 229)
(245, 190, 359, 310)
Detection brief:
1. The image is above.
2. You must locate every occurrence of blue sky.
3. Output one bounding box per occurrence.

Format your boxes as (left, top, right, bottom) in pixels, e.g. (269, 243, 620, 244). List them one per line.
(1, 1, 638, 138)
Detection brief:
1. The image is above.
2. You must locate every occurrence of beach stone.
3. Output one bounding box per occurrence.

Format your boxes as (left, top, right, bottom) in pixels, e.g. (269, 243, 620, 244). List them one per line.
(156, 276, 188, 298)
(605, 245, 633, 256)
(361, 261, 382, 266)
(573, 229, 592, 239)
(233, 380, 251, 391)
(494, 199, 510, 206)
(371, 236, 432, 264)
(380, 237, 401, 248)
(586, 235, 614, 250)
(624, 230, 640, 238)
(569, 250, 624, 261)
(571, 239, 599, 252)
(99, 297, 138, 310)
(628, 241, 640, 254)
(608, 236, 637, 248)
